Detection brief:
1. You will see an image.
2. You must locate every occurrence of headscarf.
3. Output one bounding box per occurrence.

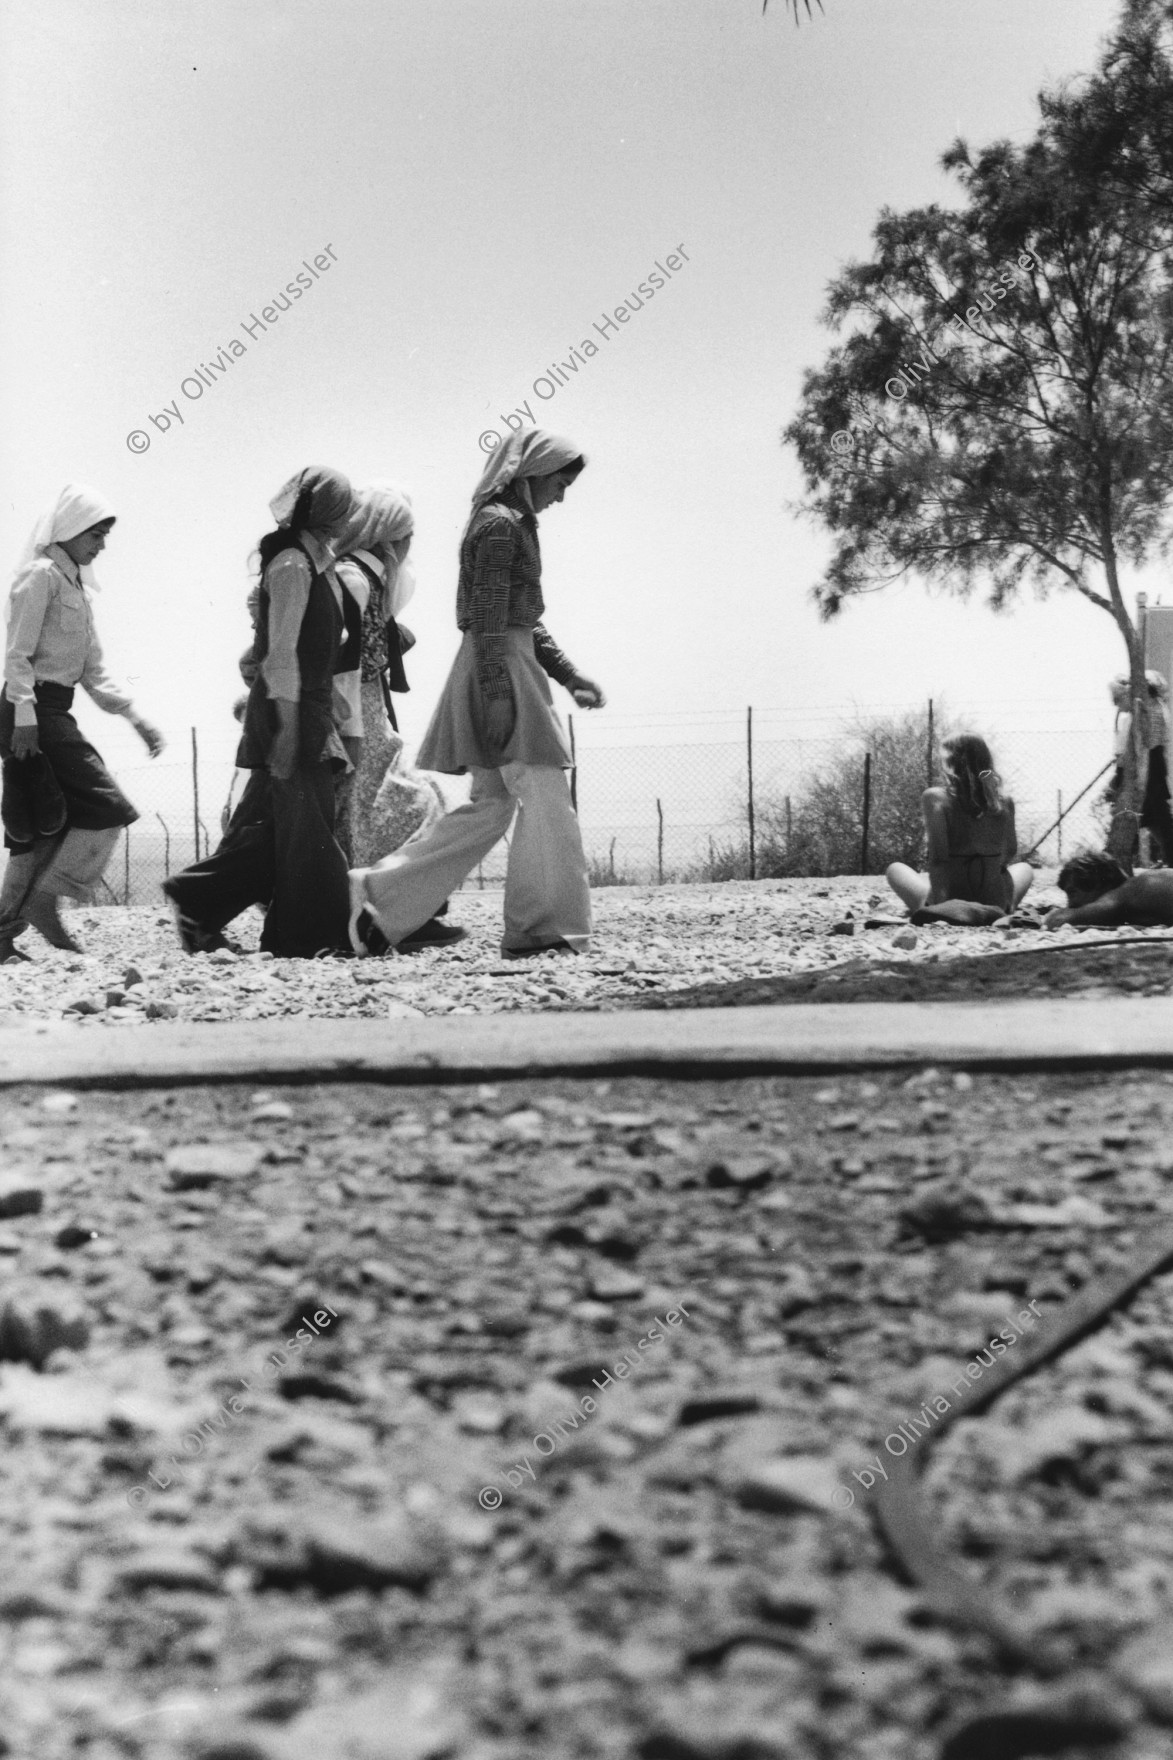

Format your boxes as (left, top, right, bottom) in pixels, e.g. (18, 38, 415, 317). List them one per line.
(338, 480, 416, 617)
(268, 466, 354, 539)
(467, 429, 585, 530)
(14, 483, 116, 592)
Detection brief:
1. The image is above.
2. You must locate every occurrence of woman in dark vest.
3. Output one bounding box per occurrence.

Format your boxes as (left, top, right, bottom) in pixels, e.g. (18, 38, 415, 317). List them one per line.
(163, 466, 356, 957)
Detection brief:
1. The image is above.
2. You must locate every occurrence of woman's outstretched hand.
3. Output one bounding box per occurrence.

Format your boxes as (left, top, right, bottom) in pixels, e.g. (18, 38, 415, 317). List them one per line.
(570, 675, 605, 710)
(132, 717, 165, 758)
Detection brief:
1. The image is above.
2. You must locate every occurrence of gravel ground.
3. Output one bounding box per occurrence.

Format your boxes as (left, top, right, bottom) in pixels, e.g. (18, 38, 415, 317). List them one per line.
(4, 875, 1173, 1025)
(1, 1069, 1173, 1759)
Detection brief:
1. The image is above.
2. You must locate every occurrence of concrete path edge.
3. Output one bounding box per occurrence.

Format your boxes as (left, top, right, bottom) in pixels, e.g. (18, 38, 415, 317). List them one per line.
(1, 996, 1172, 1088)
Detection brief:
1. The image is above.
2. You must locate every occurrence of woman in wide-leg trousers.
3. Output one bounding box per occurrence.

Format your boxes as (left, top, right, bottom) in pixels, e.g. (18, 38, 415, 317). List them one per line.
(349, 428, 605, 960)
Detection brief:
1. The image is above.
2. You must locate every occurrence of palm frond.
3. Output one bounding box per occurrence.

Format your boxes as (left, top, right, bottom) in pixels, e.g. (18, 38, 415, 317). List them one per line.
(763, 0, 826, 19)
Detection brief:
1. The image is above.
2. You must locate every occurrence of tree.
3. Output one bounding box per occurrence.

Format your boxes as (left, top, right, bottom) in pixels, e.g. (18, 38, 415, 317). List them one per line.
(783, 5, 1173, 865)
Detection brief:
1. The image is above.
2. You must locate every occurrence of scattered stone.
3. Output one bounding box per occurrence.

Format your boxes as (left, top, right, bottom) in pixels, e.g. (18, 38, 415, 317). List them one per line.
(40, 1090, 79, 1114)
(113, 1549, 221, 1593)
(270, 1664, 470, 1760)
(731, 1454, 839, 1515)
(0, 1286, 90, 1368)
(678, 1394, 761, 1426)
(939, 1682, 1138, 1760)
(899, 1184, 995, 1241)
(1112, 1620, 1173, 1720)
(253, 1514, 444, 1595)
(587, 1268, 646, 1301)
(0, 1177, 44, 1219)
(54, 1222, 99, 1249)
(250, 1098, 292, 1126)
(165, 1144, 264, 1188)
(892, 929, 918, 950)
(705, 1150, 779, 1189)
(64, 995, 104, 1015)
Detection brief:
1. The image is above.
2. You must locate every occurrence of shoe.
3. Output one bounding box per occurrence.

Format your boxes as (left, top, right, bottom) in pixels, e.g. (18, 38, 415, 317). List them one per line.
(162, 885, 233, 954)
(352, 907, 391, 957)
(501, 938, 577, 959)
(1, 762, 34, 846)
(28, 755, 67, 838)
(23, 890, 83, 953)
(397, 917, 467, 952)
(0, 937, 31, 964)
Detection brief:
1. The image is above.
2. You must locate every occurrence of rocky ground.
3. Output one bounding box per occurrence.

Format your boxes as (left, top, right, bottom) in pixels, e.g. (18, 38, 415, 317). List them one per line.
(1, 1068, 1173, 1759)
(4, 876, 1173, 1026)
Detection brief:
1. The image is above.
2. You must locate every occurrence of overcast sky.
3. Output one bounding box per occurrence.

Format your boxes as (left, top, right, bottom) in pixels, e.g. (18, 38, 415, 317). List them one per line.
(0, 0, 1134, 829)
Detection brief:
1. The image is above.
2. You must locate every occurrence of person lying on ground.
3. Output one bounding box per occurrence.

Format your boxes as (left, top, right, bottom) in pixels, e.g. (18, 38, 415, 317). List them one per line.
(886, 734, 1033, 924)
(1044, 850, 1173, 928)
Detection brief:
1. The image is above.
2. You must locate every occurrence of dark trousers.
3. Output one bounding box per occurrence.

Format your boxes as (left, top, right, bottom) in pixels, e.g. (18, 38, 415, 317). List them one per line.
(0, 682, 136, 848)
(1142, 746, 1173, 865)
(165, 763, 350, 957)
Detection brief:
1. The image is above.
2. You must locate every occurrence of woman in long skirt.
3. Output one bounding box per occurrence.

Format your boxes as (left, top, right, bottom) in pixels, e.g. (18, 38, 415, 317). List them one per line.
(0, 485, 164, 959)
(333, 481, 435, 865)
(348, 428, 605, 958)
(163, 466, 356, 958)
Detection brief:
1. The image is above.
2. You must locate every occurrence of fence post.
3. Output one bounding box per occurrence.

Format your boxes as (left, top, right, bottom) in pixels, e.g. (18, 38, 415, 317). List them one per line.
(861, 751, 872, 875)
(191, 727, 200, 862)
(656, 798, 664, 885)
(609, 836, 616, 882)
(568, 714, 578, 813)
(155, 813, 171, 877)
(746, 706, 756, 880)
(786, 795, 792, 860)
(124, 827, 131, 905)
(927, 697, 934, 786)
(1057, 791, 1063, 862)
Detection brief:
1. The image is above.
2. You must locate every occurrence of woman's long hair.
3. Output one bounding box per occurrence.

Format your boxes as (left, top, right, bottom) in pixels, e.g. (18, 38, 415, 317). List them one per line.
(256, 483, 318, 574)
(943, 733, 1003, 817)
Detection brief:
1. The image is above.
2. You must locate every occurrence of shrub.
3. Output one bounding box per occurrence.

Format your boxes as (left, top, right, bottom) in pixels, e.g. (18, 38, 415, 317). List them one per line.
(751, 705, 956, 878)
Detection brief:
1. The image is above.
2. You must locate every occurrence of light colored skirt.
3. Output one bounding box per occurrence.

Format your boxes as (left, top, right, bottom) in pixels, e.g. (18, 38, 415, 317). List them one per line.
(417, 627, 572, 774)
(348, 682, 444, 868)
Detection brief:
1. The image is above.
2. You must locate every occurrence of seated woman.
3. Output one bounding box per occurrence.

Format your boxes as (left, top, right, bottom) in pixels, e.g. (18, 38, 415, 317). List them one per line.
(1045, 850, 1173, 927)
(886, 734, 1034, 925)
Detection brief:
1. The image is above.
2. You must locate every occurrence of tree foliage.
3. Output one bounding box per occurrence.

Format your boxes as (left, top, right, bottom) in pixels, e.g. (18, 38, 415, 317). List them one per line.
(783, 3, 1173, 861)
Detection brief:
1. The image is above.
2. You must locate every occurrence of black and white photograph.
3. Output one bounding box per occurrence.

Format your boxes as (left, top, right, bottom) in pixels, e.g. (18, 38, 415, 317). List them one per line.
(3, 1, 1173, 1755)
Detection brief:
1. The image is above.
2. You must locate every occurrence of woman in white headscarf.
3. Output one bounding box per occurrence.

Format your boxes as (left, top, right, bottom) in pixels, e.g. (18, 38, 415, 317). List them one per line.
(332, 482, 442, 868)
(0, 485, 164, 960)
(163, 466, 357, 957)
(348, 428, 606, 958)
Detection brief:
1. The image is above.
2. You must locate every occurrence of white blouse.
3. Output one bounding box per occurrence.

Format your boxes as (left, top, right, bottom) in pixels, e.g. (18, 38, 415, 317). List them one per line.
(4, 544, 134, 728)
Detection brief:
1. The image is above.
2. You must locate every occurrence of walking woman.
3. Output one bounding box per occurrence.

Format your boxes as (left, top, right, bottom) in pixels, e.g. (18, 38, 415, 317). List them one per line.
(0, 485, 164, 960)
(886, 733, 1033, 917)
(1107, 671, 1173, 866)
(349, 428, 605, 957)
(333, 481, 435, 865)
(163, 466, 356, 957)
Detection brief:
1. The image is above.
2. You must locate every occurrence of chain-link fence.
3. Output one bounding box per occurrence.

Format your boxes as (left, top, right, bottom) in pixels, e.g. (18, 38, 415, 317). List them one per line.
(89, 706, 1143, 905)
